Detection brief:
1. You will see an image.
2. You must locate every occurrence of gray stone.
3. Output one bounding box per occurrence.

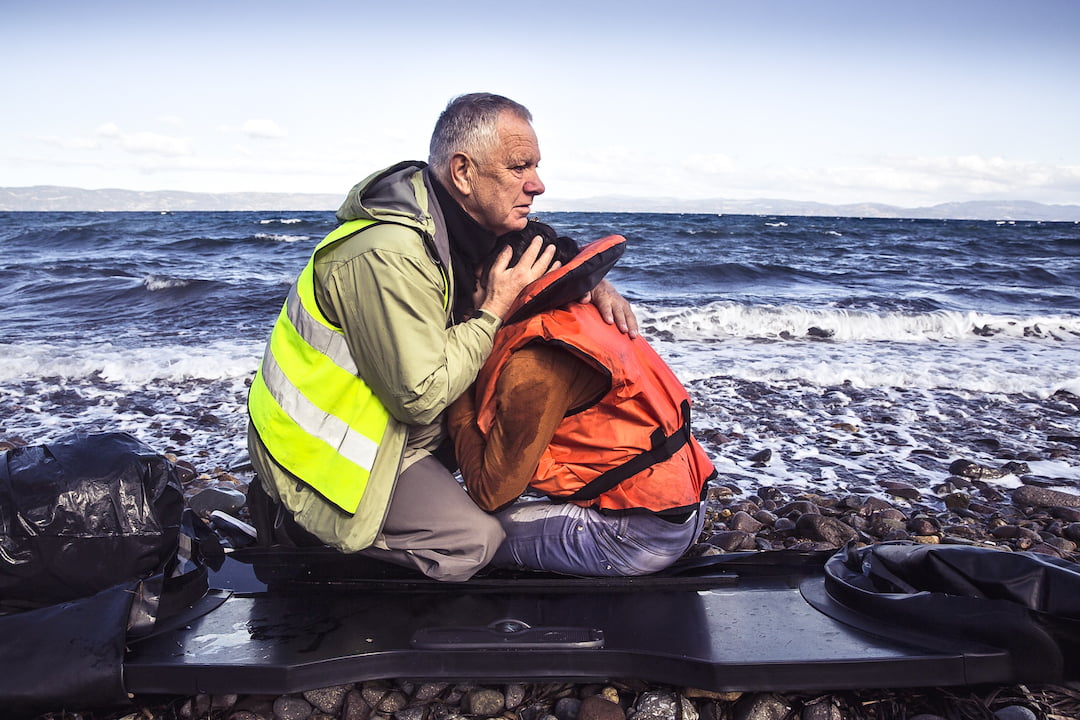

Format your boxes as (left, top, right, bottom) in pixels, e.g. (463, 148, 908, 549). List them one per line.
(362, 683, 409, 713)
(1014, 485, 1080, 509)
(180, 695, 212, 720)
(189, 486, 248, 516)
(733, 693, 791, 720)
(342, 689, 372, 720)
(414, 682, 451, 702)
(394, 706, 427, 720)
(504, 684, 527, 710)
(273, 696, 314, 720)
(800, 698, 842, 720)
(466, 688, 506, 717)
(709, 530, 756, 551)
(212, 694, 240, 711)
(993, 705, 1038, 720)
(234, 695, 277, 717)
(555, 696, 583, 720)
(303, 685, 351, 714)
(882, 481, 922, 500)
(949, 459, 1006, 479)
(627, 691, 697, 720)
(795, 513, 858, 545)
(521, 702, 555, 720)
(579, 695, 625, 720)
(729, 510, 765, 533)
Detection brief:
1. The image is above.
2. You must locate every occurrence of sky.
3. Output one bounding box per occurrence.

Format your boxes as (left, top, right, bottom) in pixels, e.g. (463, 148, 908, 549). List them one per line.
(3, 0, 1079, 210)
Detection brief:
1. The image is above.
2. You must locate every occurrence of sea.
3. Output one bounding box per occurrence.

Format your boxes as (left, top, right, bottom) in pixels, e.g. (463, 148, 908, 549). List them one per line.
(2, 210, 1078, 502)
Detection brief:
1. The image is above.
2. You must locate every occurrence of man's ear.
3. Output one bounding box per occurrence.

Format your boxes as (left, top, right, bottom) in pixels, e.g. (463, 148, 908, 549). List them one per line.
(449, 152, 473, 197)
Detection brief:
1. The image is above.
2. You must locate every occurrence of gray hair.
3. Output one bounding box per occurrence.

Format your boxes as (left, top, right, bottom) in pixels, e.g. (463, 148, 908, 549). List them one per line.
(428, 93, 533, 182)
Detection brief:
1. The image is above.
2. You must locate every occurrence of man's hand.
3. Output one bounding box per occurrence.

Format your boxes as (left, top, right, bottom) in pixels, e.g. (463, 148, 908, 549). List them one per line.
(584, 279, 638, 338)
(479, 236, 556, 320)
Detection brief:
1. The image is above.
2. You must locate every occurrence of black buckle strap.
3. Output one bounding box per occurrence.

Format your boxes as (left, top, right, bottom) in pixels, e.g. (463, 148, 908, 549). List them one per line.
(564, 400, 693, 502)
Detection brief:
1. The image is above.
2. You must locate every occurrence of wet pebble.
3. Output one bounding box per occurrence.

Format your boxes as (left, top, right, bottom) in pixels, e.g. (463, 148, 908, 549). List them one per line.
(627, 691, 697, 720)
(795, 514, 858, 545)
(579, 695, 626, 720)
(732, 692, 791, 720)
(994, 705, 1038, 720)
(272, 695, 313, 720)
(302, 685, 350, 714)
(188, 486, 248, 516)
(466, 688, 505, 717)
(1013, 485, 1080, 509)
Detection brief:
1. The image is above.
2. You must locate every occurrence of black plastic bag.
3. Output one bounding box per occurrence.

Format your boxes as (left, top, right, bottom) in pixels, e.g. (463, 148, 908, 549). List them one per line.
(0, 431, 217, 717)
(0, 431, 184, 609)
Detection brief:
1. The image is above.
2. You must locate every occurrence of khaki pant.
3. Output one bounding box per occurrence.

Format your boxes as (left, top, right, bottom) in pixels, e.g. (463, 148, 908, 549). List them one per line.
(356, 454, 505, 582)
(248, 420, 504, 583)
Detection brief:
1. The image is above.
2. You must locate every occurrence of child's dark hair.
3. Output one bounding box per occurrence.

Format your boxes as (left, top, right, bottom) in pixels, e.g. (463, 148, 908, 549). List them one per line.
(484, 220, 579, 278)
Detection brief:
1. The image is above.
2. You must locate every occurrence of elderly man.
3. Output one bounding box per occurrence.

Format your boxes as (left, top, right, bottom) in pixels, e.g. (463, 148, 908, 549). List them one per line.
(246, 93, 636, 582)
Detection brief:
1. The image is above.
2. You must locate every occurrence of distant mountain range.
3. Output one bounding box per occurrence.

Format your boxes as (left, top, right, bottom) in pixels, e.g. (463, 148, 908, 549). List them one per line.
(2, 185, 1079, 221)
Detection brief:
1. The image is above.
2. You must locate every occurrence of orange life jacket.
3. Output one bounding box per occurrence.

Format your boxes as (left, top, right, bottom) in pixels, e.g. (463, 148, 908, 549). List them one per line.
(474, 235, 716, 514)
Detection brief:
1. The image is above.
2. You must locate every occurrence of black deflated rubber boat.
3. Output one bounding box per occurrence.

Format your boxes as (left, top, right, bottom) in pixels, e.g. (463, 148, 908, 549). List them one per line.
(122, 541, 1080, 696)
(3, 433, 1079, 718)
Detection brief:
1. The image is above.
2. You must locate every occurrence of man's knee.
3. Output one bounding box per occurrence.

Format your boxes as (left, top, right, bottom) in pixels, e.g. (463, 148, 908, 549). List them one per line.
(472, 510, 506, 567)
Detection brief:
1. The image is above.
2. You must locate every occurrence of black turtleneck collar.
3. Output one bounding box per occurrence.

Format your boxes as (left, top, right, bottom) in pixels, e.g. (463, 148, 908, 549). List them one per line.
(429, 175, 499, 323)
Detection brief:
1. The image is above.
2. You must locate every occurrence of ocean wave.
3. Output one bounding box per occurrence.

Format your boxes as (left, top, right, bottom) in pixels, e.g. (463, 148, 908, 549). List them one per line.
(639, 301, 1080, 344)
(0, 340, 262, 384)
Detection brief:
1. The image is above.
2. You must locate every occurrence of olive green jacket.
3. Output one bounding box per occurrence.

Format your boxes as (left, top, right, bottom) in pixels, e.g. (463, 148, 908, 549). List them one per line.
(248, 161, 501, 551)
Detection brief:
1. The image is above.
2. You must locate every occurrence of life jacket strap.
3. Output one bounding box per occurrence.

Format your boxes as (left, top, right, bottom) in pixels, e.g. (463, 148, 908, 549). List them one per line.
(563, 400, 693, 502)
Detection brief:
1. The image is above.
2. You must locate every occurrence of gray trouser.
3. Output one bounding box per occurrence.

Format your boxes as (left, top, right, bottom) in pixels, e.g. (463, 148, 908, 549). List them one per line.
(357, 455, 505, 582)
(492, 499, 704, 576)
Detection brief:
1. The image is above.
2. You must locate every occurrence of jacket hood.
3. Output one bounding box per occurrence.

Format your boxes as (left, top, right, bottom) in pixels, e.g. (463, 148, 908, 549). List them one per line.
(335, 160, 432, 231)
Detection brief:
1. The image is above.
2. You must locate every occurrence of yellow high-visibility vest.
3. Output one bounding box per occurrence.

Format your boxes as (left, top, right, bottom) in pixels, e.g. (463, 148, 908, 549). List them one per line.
(248, 219, 429, 513)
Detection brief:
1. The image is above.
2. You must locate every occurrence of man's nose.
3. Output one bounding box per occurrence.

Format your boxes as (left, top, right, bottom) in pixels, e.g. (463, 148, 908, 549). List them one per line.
(525, 171, 545, 196)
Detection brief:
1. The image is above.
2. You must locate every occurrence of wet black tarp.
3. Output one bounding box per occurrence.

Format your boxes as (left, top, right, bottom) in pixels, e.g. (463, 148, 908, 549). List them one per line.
(0, 432, 185, 718)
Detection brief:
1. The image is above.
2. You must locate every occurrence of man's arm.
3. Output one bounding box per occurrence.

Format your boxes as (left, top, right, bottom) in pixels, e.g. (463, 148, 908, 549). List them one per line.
(447, 344, 607, 512)
(316, 230, 552, 426)
(584, 279, 639, 338)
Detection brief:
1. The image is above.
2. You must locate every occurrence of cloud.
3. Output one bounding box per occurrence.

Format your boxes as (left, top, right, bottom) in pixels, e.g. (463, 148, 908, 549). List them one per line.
(85, 122, 193, 157)
(241, 119, 287, 139)
(885, 154, 1080, 193)
(544, 144, 1080, 206)
(33, 135, 100, 151)
(120, 131, 193, 157)
(96, 123, 122, 138)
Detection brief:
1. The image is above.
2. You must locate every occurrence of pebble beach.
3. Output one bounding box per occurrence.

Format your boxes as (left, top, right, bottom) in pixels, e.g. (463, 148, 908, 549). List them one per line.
(11, 385, 1080, 720)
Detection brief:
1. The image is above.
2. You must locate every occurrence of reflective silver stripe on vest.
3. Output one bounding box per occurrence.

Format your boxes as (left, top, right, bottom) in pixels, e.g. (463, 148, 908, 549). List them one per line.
(285, 285, 358, 373)
(258, 342, 379, 472)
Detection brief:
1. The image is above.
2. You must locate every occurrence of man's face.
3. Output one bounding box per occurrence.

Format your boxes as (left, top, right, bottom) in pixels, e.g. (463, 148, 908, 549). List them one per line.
(462, 113, 545, 236)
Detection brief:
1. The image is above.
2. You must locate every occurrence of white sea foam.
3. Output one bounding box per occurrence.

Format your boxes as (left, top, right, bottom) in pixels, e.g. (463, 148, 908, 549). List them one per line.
(0, 340, 262, 384)
(640, 301, 1080, 343)
(638, 301, 1080, 397)
(656, 335, 1078, 397)
(143, 274, 192, 291)
(254, 232, 309, 243)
